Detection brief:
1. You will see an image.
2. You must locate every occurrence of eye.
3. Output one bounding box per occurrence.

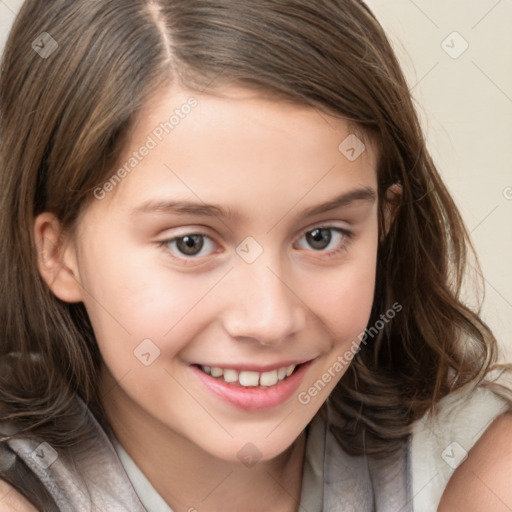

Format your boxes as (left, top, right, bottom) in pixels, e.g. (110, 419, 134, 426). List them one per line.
(162, 233, 217, 258)
(295, 227, 351, 253)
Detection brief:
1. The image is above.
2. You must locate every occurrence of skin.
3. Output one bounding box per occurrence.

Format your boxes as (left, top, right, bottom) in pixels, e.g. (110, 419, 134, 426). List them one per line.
(35, 85, 382, 511)
(0, 480, 38, 512)
(438, 412, 512, 511)
(24, 85, 511, 511)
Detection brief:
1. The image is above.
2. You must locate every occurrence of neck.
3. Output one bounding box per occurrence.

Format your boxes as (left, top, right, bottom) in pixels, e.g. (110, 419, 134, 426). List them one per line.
(100, 370, 306, 512)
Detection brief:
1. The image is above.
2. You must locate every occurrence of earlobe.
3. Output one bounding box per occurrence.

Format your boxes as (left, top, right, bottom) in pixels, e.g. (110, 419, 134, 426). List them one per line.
(34, 213, 84, 303)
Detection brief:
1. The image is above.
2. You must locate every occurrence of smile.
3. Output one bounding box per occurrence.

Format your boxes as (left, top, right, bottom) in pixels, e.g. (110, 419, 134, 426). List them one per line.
(199, 364, 296, 388)
(191, 361, 312, 411)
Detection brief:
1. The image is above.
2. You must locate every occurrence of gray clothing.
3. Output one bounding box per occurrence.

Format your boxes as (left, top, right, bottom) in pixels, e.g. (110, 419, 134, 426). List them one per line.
(0, 383, 507, 511)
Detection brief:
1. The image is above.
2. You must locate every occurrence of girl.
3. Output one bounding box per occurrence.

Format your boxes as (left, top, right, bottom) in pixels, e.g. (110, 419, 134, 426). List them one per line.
(0, 1, 510, 510)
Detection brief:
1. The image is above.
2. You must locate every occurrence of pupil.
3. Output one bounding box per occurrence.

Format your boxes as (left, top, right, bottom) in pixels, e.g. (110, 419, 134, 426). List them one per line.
(177, 235, 204, 256)
(307, 228, 331, 250)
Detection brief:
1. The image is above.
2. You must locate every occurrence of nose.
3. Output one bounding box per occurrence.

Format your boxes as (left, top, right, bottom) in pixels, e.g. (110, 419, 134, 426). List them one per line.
(220, 254, 306, 346)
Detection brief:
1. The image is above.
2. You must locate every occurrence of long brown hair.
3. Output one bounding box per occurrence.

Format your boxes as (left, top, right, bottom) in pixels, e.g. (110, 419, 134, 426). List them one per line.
(0, 0, 506, 457)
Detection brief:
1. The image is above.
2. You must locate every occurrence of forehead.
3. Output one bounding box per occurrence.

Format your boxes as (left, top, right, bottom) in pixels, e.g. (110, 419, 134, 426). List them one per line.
(87, 85, 378, 225)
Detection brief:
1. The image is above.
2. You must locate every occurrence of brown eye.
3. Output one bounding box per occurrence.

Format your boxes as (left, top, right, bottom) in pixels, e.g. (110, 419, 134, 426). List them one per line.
(163, 233, 217, 259)
(305, 228, 332, 250)
(176, 235, 205, 256)
(295, 226, 352, 255)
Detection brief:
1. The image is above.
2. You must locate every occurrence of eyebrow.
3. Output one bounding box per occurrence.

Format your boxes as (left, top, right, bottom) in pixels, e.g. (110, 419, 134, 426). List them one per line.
(130, 187, 376, 220)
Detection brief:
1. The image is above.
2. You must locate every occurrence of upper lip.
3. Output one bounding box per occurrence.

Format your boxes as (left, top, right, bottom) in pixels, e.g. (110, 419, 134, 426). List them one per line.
(192, 359, 313, 373)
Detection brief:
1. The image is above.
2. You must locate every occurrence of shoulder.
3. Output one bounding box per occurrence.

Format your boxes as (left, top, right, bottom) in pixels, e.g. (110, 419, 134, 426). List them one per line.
(438, 411, 512, 511)
(410, 380, 511, 510)
(0, 479, 39, 511)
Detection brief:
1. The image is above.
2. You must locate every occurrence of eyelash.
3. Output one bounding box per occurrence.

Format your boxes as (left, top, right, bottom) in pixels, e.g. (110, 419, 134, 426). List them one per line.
(295, 226, 354, 259)
(157, 226, 354, 263)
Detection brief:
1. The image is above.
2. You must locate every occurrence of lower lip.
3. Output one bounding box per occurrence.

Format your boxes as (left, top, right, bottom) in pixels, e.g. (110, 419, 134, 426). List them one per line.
(191, 362, 311, 411)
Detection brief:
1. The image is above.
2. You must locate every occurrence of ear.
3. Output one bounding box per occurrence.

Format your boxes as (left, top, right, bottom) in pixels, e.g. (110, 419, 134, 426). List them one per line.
(34, 212, 84, 303)
(382, 182, 402, 237)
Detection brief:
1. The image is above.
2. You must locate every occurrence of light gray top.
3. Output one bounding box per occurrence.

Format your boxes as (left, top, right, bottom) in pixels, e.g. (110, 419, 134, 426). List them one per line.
(111, 413, 325, 512)
(0, 381, 508, 511)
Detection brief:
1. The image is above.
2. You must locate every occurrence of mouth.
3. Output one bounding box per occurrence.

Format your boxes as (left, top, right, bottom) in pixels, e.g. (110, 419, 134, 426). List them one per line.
(194, 363, 299, 388)
(190, 360, 312, 411)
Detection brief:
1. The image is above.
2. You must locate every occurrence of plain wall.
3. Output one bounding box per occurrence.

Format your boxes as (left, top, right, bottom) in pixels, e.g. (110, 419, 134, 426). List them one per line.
(365, 0, 512, 361)
(1, 0, 511, 360)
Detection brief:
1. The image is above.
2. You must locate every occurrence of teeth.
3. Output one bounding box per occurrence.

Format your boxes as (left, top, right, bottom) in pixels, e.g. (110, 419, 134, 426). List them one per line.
(260, 370, 278, 387)
(210, 367, 223, 378)
(200, 364, 297, 387)
(239, 371, 259, 387)
(223, 369, 238, 383)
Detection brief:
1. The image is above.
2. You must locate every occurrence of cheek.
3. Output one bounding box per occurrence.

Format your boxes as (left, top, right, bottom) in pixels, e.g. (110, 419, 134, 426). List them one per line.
(302, 232, 378, 344)
(294, 240, 377, 406)
(76, 238, 222, 365)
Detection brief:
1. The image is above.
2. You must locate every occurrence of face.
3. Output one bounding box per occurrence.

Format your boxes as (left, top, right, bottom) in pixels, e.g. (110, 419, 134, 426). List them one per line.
(64, 86, 379, 462)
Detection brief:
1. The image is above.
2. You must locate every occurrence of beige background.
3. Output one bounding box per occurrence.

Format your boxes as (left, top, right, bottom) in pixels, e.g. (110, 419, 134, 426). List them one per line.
(1, 0, 511, 359)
